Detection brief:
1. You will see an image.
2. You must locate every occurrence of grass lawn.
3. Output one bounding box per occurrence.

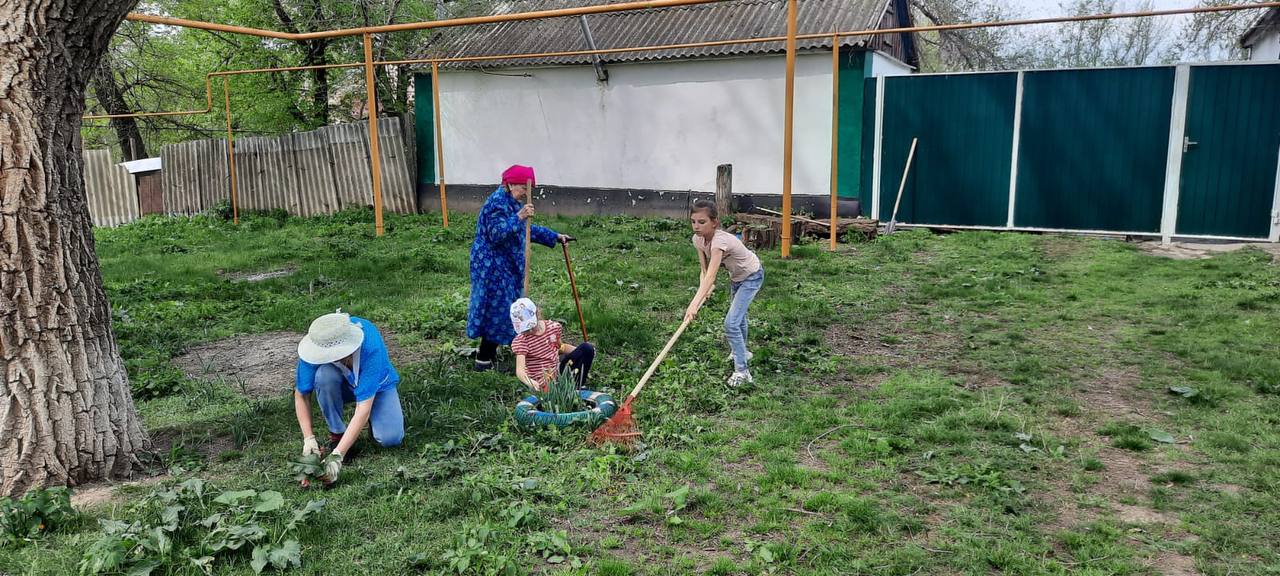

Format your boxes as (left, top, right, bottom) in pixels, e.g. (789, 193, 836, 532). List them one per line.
(3, 207, 1278, 575)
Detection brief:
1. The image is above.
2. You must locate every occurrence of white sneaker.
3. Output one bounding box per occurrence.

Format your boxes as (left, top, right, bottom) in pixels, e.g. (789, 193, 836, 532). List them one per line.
(726, 351, 754, 364)
(727, 371, 754, 387)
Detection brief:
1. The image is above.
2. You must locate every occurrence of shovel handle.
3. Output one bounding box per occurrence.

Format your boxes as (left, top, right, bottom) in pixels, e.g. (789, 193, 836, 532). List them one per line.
(625, 315, 693, 400)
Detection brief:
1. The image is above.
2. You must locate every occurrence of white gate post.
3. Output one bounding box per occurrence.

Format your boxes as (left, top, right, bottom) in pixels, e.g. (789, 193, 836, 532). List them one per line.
(871, 75, 885, 221)
(1160, 64, 1191, 245)
(1007, 71, 1025, 229)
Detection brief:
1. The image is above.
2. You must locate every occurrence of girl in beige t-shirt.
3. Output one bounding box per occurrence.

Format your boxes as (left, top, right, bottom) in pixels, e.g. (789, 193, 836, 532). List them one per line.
(684, 199, 765, 387)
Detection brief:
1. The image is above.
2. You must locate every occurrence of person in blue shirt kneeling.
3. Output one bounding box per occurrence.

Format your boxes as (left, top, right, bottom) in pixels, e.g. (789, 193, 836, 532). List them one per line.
(293, 310, 403, 485)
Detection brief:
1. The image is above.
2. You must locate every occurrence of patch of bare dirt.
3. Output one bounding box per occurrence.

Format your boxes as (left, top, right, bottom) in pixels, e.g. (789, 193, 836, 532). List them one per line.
(556, 508, 744, 572)
(718, 456, 765, 480)
(71, 474, 168, 510)
(1039, 235, 1091, 260)
(1113, 502, 1176, 525)
(1149, 549, 1200, 576)
(1036, 351, 1206, 574)
(1078, 367, 1155, 421)
(171, 330, 425, 398)
(824, 308, 962, 374)
(798, 443, 834, 474)
(1135, 240, 1280, 261)
(1211, 484, 1244, 496)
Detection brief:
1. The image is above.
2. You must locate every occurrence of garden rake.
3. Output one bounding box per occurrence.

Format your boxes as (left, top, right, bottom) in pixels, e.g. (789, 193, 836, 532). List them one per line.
(588, 315, 693, 447)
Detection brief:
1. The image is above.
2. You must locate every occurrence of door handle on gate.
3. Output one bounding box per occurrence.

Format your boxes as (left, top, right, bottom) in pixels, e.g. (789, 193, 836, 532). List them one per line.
(1183, 136, 1199, 153)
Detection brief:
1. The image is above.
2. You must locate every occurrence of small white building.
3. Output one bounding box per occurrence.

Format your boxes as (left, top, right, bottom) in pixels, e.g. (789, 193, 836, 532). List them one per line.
(415, 0, 919, 217)
(1242, 7, 1280, 61)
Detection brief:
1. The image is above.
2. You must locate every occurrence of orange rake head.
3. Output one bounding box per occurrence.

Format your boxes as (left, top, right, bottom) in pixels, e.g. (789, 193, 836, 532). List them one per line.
(588, 398, 642, 448)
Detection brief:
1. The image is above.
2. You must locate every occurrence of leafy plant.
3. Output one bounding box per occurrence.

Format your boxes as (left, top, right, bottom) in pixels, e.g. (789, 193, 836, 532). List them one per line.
(535, 368, 581, 414)
(917, 463, 1026, 495)
(78, 478, 324, 575)
(440, 523, 520, 576)
(525, 530, 580, 567)
(0, 486, 74, 547)
(289, 453, 329, 489)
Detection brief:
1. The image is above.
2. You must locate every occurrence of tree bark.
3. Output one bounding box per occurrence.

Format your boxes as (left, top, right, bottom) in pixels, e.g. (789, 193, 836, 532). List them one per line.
(0, 0, 147, 497)
(91, 58, 149, 161)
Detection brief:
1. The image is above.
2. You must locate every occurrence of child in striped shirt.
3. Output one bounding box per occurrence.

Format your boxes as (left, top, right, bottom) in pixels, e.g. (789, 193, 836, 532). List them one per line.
(510, 298, 596, 391)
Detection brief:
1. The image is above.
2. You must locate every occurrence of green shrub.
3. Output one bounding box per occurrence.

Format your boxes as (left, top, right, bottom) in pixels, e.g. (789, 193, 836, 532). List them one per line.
(0, 486, 74, 547)
(78, 479, 324, 575)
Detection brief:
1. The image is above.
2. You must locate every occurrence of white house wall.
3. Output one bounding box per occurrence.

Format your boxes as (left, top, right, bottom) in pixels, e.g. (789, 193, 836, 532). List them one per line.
(870, 51, 915, 76)
(1249, 29, 1280, 60)
(438, 53, 839, 196)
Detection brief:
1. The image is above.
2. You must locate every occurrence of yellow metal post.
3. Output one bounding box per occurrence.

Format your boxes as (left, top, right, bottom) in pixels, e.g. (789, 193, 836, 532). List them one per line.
(432, 61, 449, 228)
(222, 76, 239, 225)
(781, 0, 797, 257)
(364, 33, 386, 237)
(829, 34, 840, 251)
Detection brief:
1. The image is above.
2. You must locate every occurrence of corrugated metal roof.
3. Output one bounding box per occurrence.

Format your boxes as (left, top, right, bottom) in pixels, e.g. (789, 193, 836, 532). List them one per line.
(438, 0, 892, 68)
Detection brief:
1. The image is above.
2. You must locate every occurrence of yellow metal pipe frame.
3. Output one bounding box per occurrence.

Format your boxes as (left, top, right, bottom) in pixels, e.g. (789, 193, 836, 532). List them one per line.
(95, 0, 1279, 246)
(829, 33, 839, 252)
(431, 61, 449, 228)
(126, 0, 730, 40)
(781, 0, 796, 258)
(124, 0, 1279, 43)
(83, 74, 214, 120)
(364, 33, 386, 237)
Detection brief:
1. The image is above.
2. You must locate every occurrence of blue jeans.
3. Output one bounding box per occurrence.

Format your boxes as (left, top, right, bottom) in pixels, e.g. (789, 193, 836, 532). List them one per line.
(313, 364, 405, 447)
(726, 268, 764, 372)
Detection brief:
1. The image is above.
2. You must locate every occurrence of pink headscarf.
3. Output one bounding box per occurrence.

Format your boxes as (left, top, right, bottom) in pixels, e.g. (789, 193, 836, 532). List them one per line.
(501, 165, 535, 188)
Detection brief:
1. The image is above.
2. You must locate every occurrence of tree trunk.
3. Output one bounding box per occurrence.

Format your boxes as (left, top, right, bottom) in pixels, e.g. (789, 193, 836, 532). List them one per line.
(91, 58, 149, 161)
(308, 47, 330, 126)
(275, 0, 330, 128)
(0, 0, 147, 497)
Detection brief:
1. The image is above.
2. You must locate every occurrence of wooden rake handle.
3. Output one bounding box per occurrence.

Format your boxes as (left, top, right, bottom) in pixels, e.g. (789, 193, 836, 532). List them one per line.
(523, 178, 533, 297)
(562, 242, 588, 342)
(889, 138, 918, 223)
(625, 315, 693, 401)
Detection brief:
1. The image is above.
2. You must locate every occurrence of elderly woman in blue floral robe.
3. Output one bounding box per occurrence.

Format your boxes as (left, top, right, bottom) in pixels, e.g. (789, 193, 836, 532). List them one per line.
(467, 165, 572, 371)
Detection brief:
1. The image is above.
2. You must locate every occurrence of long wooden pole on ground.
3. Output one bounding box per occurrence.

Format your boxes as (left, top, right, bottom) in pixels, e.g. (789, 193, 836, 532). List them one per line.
(431, 61, 449, 228)
(781, 0, 797, 258)
(222, 77, 239, 225)
(363, 33, 386, 237)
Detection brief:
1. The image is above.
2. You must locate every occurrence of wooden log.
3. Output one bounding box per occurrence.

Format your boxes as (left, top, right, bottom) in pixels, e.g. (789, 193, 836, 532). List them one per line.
(715, 164, 732, 218)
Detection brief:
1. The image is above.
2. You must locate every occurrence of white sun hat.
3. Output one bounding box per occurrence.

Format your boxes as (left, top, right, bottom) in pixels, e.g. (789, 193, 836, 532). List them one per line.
(297, 310, 365, 365)
(510, 298, 538, 334)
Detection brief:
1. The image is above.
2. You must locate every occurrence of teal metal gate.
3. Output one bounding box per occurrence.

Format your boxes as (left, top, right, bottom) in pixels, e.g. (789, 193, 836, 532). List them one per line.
(864, 62, 1280, 241)
(1174, 64, 1280, 239)
(1014, 67, 1174, 233)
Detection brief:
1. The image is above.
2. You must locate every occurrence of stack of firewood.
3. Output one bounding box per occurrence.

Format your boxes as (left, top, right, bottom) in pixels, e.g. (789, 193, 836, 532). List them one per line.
(729, 213, 878, 250)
